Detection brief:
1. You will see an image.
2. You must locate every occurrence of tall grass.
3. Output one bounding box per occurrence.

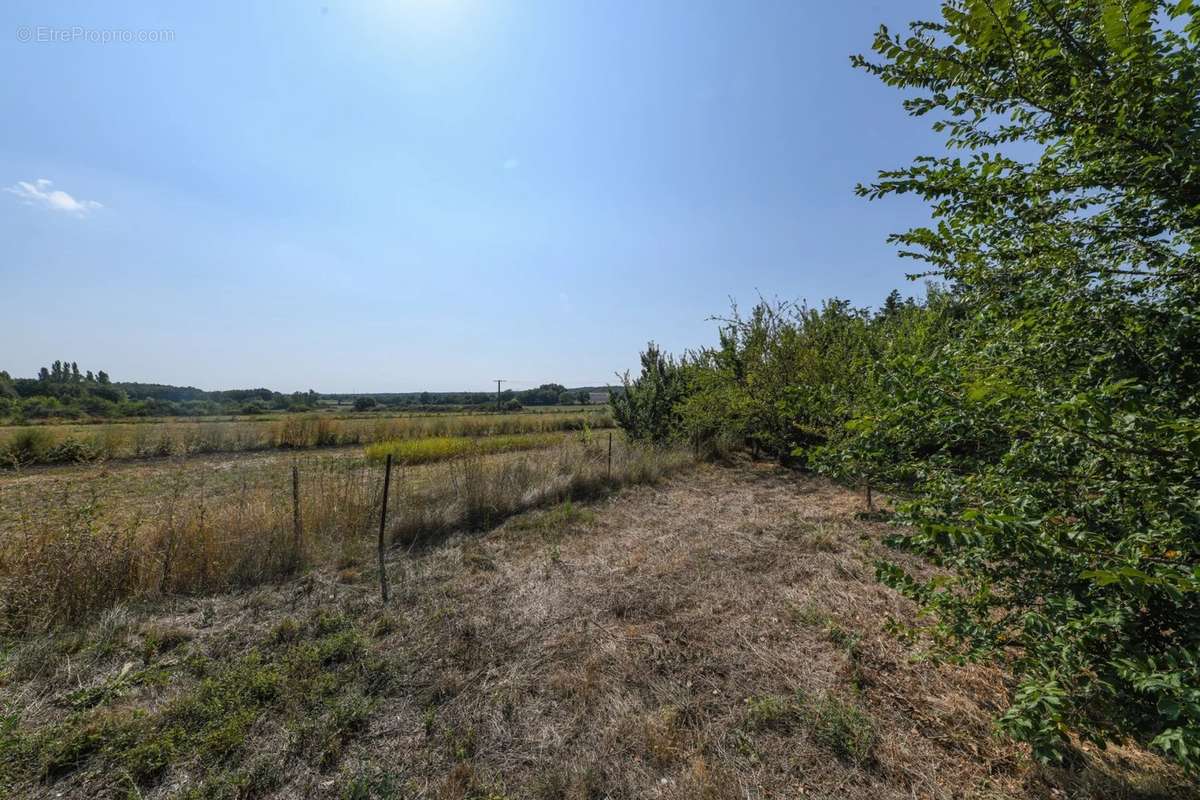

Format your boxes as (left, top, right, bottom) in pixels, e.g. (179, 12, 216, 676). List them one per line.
(0, 410, 614, 467)
(364, 432, 561, 465)
(0, 436, 688, 632)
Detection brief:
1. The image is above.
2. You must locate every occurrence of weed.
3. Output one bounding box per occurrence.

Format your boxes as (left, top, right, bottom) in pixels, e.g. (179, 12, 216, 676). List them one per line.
(744, 694, 800, 732)
(507, 499, 596, 540)
(442, 723, 478, 762)
(369, 611, 397, 638)
(270, 616, 302, 645)
(787, 602, 831, 628)
(824, 622, 861, 658)
(641, 706, 684, 766)
(342, 766, 404, 799)
(139, 623, 192, 662)
(804, 693, 876, 766)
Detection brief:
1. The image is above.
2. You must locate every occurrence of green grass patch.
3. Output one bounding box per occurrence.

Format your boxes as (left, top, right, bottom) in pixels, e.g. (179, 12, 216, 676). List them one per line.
(739, 690, 875, 767)
(364, 433, 560, 465)
(805, 692, 876, 766)
(506, 499, 596, 539)
(2, 614, 392, 795)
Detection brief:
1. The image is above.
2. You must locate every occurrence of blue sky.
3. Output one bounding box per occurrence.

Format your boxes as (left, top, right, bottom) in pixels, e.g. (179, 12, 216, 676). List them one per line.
(1, 1, 942, 393)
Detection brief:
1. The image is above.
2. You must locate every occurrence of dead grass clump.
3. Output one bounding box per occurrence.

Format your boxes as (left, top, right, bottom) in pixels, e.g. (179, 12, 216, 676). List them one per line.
(460, 542, 496, 572)
(436, 762, 493, 800)
(640, 706, 686, 767)
(531, 764, 608, 800)
(137, 623, 192, 662)
(670, 757, 739, 800)
(336, 567, 362, 584)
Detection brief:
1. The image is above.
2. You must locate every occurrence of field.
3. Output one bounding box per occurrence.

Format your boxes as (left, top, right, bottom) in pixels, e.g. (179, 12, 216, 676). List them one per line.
(0, 409, 613, 467)
(0, 423, 665, 634)
(1, 461, 1191, 799)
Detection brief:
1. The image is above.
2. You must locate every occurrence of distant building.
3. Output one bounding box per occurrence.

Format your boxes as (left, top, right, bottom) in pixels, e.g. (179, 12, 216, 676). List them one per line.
(588, 391, 609, 405)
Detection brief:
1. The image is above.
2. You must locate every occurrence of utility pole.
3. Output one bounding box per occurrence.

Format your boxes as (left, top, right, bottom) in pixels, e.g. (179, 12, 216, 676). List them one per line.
(495, 379, 507, 411)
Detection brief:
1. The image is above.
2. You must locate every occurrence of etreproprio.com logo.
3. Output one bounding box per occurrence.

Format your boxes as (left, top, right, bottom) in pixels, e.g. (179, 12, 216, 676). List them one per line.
(16, 26, 175, 44)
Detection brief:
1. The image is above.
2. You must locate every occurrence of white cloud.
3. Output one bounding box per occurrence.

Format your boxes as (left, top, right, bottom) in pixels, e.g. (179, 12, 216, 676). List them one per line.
(5, 178, 102, 216)
(502, 158, 519, 170)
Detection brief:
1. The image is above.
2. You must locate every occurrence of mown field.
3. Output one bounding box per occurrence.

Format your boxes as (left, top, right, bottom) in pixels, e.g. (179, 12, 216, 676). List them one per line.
(0, 408, 614, 467)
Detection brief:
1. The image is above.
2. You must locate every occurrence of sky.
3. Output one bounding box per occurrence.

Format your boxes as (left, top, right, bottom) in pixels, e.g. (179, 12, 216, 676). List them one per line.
(1, 1, 945, 393)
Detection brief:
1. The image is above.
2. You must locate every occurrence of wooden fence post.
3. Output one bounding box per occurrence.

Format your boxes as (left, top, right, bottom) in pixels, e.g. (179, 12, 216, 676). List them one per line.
(607, 431, 613, 480)
(291, 464, 303, 565)
(378, 453, 393, 603)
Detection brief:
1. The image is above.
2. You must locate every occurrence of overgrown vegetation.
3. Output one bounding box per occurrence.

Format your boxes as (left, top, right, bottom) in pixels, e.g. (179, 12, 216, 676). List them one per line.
(364, 432, 562, 465)
(0, 365, 608, 424)
(614, 0, 1200, 773)
(0, 410, 613, 468)
(0, 434, 687, 632)
(0, 610, 389, 796)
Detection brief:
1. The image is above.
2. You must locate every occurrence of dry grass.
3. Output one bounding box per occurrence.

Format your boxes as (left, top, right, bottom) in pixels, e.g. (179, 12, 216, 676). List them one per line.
(1, 461, 1191, 799)
(0, 435, 687, 633)
(0, 410, 614, 467)
(364, 433, 561, 465)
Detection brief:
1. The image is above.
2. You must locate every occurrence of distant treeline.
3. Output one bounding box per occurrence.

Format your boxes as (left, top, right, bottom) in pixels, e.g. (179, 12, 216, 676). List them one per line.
(0, 364, 612, 421)
(325, 384, 614, 411)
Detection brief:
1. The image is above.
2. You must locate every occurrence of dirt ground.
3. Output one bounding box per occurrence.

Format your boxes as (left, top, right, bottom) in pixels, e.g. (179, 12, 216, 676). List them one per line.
(2, 461, 1194, 799)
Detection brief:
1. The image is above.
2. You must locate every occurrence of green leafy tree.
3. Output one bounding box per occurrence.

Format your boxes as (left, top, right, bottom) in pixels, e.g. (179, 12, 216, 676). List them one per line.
(611, 342, 690, 444)
(854, 0, 1200, 768)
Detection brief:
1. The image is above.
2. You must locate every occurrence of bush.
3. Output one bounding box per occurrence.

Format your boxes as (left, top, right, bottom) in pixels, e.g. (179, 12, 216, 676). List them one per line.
(352, 397, 376, 412)
(621, 1, 1200, 770)
(848, 0, 1200, 769)
(44, 437, 95, 465)
(2, 428, 54, 466)
(611, 343, 689, 445)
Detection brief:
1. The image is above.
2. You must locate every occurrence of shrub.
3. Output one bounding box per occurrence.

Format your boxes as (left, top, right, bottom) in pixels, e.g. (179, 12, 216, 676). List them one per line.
(849, 0, 1200, 769)
(2, 428, 54, 467)
(611, 342, 690, 445)
(622, 0, 1200, 771)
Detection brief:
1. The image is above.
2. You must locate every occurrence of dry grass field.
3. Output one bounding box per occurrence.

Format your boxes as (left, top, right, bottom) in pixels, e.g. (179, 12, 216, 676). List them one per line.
(0, 429, 669, 633)
(0, 410, 614, 467)
(1, 460, 1191, 799)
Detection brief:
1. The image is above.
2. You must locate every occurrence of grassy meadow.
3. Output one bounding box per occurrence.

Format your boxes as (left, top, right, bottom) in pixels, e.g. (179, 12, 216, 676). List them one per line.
(0, 408, 614, 467)
(0, 426, 687, 633)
